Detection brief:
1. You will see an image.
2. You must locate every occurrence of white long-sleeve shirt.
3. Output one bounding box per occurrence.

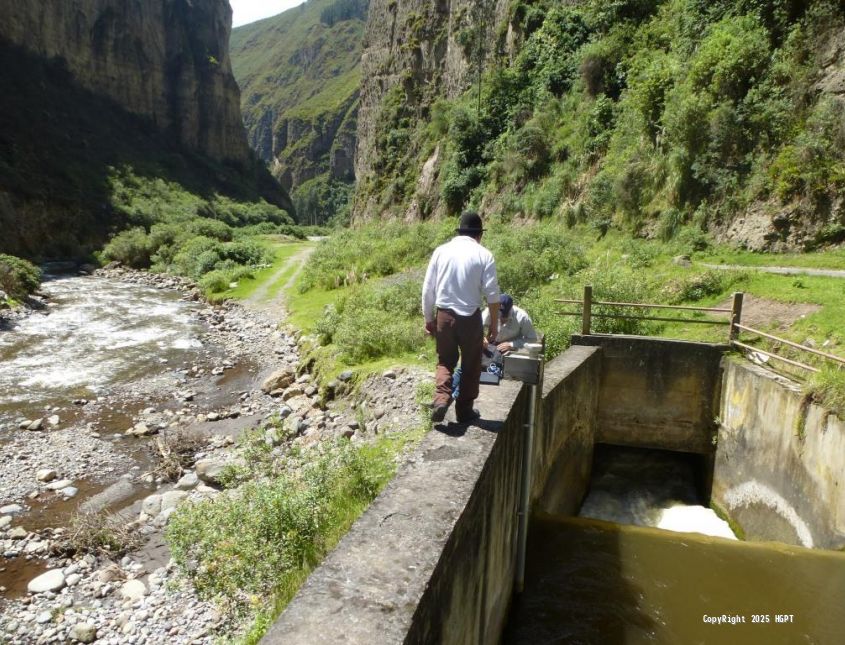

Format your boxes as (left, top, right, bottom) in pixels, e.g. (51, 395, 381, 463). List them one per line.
(421, 235, 499, 322)
(482, 305, 538, 349)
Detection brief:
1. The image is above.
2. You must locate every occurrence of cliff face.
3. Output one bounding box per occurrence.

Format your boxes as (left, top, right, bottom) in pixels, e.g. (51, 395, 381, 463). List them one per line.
(0, 0, 249, 163)
(353, 0, 510, 219)
(231, 0, 364, 207)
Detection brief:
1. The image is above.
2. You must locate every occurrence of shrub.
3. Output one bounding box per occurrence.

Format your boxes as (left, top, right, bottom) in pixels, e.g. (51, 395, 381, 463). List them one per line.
(166, 439, 387, 618)
(0, 254, 42, 300)
(485, 223, 588, 297)
(54, 511, 143, 557)
(101, 227, 152, 268)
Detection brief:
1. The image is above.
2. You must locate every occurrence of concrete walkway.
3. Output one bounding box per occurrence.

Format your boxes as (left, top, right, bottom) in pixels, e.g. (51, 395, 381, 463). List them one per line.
(701, 263, 845, 278)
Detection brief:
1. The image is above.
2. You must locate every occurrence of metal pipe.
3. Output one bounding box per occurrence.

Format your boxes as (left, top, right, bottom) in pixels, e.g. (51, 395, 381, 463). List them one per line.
(515, 381, 537, 594)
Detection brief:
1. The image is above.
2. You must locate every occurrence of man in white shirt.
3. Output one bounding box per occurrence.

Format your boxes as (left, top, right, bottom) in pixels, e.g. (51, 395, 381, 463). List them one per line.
(422, 211, 500, 423)
(482, 294, 538, 354)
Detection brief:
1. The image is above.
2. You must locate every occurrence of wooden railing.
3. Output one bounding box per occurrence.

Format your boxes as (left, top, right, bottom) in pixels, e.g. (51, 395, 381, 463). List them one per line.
(557, 286, 845, 374)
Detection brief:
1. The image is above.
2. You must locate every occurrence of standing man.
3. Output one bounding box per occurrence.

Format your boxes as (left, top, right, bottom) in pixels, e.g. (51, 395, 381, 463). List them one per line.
(422, 211, 500, 423)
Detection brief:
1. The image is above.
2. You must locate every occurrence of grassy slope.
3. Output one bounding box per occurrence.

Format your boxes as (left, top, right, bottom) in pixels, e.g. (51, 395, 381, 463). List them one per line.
(230, 0, 363, 138)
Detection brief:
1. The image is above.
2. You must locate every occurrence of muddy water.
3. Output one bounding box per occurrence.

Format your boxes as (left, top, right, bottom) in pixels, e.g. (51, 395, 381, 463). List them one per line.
(504, 446, 845, 644)
(0, 275, 205, 425)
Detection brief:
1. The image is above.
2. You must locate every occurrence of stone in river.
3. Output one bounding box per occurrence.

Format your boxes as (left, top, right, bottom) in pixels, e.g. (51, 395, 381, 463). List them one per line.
(175, 472, 198, 490)
(28, 569, 66, 593)
(60, 487, 79, 498)
(0, 504, 24, 515)
(47, 415, 60, 426)
(36, 469, 57, 482)
(27, 418, 44, 431)
(160, 490, 187, 511)
(46, 479, 74, 491)
(0, 515, 12, 529)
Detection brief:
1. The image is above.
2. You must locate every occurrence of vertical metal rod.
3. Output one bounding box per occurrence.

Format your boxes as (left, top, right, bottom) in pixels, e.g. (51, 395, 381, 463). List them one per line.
(730, 291, 744, 341)
(582, 285, 593, 335)
(515, 381, 538, 594)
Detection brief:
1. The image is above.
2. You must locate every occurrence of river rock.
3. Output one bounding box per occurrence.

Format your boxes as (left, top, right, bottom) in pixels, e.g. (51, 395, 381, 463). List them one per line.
(96, 563, 121, 583)
(282, 386, 304, 401)
(128, 422, 157, 437)
(70, 622, 98, 643)
(175, 472, 198, 490)
(35, 610, 52, 624)
(278, 405, 293, 419)
(47, 415, 60, 426)
(28, 569, 66, 593)
(0, 515, 12, 529)
(338, 370, 354, 382)
(9, 526, 27, 539)
(195, 459, 227, 486)
(36, 469, 57, 482)
(141, 494, 162, 516)
(160, 491, 187, 511)
(60, 486, 79, 498)
(261, 368, 295, 394)
(27, 418, 44, 431)
(46, 479, 74, 491)
(120, 579, 147, 601)
(0, 504, 23, 515)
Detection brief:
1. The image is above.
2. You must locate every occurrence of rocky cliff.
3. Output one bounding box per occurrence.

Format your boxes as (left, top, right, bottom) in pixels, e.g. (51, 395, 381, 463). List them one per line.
(353, 0, 510, 219)
(0, 0, 249, 163)
(231, 0, 364, 223)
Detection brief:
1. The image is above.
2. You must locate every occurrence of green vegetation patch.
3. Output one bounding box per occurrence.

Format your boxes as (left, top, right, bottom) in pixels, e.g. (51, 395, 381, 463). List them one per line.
(0, 254, 42, 302)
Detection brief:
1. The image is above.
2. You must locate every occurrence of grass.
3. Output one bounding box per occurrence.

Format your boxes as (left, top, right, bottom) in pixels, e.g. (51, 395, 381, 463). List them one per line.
(166, 409, 430, 642)
(207, 237, 311, 302)
(699, 248, 845, 270)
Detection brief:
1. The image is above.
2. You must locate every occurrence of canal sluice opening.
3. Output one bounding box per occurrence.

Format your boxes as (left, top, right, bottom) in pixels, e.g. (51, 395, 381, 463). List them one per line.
(504, 443, 845, 644)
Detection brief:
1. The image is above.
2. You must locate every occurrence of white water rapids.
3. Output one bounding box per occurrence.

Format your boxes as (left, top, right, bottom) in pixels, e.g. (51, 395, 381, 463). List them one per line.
(0, 275, 205, 425)
(578, 445, 737, 540)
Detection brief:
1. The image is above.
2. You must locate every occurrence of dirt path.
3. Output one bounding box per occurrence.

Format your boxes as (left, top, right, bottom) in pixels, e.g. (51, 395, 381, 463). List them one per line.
(702, 263, 845, 278)
(245, 244, 315, 317)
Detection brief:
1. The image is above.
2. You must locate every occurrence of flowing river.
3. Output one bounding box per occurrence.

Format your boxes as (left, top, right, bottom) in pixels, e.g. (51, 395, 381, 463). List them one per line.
(504, 445, 845, 644)
(0, 274, 207, 428)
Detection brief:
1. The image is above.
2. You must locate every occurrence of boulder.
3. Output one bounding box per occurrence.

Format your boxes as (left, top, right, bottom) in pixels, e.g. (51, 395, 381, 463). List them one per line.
(195, 460, 227, 486)
(70, 622, 98, 643)
(27, 569, 66, 593)
(119, 579, 147, 601)
(46, 479, 74, 491)
(175, 472, 199, 490)
(0, 504, 24, 515)
(9, 526, 28, 539)
(160, 490, 188, 511)
(282, 386, 304, 401)
(47, 415, 60, 426)
(27, 418, 44, 431)
(261, 368, 295, 394)
(36, 469, 57, 482)
(0, 515, 12, 529)
(141, 494, 162, 516)
(60, 486, 79, 498)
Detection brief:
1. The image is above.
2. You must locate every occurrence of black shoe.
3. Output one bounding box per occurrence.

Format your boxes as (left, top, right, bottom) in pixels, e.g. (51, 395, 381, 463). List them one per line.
(430, 402, 450, 422)
(456, 408, 481, 423)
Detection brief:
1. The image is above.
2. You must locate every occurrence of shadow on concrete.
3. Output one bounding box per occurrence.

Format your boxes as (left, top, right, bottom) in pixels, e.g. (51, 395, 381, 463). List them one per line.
(433, 417, 503, 437)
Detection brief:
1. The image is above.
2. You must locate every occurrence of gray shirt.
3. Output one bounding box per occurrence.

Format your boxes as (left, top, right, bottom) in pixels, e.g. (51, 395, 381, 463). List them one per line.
(482, 305, 538, 349)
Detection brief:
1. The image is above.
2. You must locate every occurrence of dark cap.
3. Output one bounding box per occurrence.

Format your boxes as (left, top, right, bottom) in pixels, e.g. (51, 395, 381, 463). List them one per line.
(500, 293, 513, 316)
(456, 210, 484, 235)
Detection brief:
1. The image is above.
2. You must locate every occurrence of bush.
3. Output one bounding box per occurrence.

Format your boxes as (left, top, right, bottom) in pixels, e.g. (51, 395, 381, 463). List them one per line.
(329, 273, 426, 362)
(485, 223, 588, 297)
(166, 439, 387, 618)
(101, 227, 152, 268)
(0, 254, 42, 300)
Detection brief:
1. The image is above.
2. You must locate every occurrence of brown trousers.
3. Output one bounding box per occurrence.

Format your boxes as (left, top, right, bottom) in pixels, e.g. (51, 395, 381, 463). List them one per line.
(434, 308, 482, 416)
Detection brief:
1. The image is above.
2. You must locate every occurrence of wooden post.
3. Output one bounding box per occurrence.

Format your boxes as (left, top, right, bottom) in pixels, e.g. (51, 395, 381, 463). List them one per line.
(582, 285, 593, 335)
(730, 292, 744, 341)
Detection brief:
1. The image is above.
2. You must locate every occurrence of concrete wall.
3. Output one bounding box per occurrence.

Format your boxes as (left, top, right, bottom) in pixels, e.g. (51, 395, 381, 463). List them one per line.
(571, 335, 727, 454)
(262, 345, 601, 645)
(713, 359, 845, 550)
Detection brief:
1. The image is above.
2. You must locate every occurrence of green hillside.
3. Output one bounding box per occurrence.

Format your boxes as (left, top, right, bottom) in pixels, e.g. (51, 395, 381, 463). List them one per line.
(359, 0, 845, 252)
(231, 0, 366, 225)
